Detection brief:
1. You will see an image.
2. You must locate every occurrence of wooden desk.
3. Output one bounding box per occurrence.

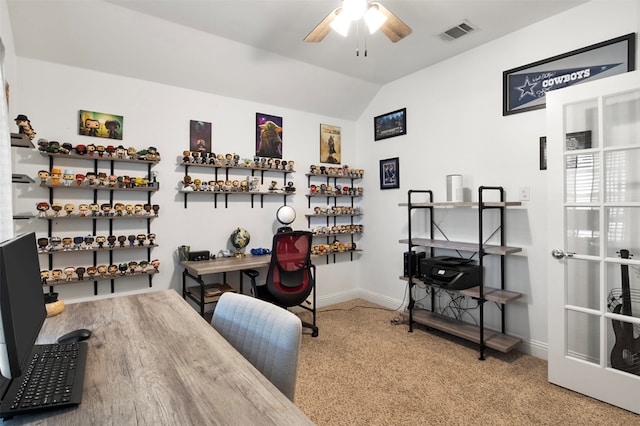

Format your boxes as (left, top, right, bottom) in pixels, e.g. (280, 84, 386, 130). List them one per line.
(181, 255, 271, 316)
(6, 290, 313, 425)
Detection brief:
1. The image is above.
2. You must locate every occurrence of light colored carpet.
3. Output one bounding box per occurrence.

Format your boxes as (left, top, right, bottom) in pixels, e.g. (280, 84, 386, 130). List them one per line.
(295, 299, 639, 425)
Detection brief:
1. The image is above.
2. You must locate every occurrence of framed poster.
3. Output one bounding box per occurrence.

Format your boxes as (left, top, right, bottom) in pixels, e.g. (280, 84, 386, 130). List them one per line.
(379, 157, 400, 189)
(374, 108, 406, 141)
(79, 110, 123, 140)
(256, 113, 283, 158)
(189, 120, 212, 153)
(503, 33, 635, 116)
(320, 124, 341, 164)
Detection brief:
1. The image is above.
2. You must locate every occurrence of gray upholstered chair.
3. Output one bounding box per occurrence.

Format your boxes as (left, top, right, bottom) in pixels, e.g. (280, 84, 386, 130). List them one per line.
(211, 292, 302, 401)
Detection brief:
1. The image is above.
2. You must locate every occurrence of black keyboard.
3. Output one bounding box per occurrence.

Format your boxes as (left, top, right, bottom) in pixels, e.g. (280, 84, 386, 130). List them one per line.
(0, 342, 88, 420)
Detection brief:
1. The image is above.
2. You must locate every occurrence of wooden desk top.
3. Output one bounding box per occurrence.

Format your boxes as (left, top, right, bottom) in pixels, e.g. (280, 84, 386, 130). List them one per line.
(181, 254, 271, 276)
(7, 290, 312, 425)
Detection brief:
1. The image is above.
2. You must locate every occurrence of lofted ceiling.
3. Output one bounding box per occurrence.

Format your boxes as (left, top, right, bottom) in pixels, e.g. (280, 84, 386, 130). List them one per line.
(6, 0, 588, 119)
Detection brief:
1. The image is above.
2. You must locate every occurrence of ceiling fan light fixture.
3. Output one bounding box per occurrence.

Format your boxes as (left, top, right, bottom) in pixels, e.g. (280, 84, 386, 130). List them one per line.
(364, 5, 387, 34)
(343, 0, 367, 20)
(329, 11, 351, 37)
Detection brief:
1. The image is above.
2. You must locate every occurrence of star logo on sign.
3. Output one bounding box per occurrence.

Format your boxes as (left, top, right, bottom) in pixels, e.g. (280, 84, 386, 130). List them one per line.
(516, 76, 538, 101)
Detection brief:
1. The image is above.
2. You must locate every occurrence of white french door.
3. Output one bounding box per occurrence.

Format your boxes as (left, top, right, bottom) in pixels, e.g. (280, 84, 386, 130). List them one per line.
(547, 70, 640, 414)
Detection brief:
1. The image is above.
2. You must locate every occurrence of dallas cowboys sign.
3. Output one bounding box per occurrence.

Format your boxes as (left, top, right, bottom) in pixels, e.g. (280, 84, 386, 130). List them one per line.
(503, 33, 635, 116)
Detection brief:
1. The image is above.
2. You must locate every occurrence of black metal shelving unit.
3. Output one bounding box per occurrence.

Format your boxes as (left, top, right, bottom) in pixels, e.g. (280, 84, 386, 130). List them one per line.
(399, 186, 523, 360)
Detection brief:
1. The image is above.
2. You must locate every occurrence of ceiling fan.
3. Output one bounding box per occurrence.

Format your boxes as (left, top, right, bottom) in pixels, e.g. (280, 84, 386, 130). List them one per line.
(304, 0, 412, 43)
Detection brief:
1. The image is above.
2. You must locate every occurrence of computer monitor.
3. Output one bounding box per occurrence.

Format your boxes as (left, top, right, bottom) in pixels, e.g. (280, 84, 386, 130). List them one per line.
(0, 232, 46, 380)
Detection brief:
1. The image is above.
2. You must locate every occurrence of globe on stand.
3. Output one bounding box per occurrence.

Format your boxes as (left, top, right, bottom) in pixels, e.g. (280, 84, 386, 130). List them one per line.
(230, 227, 250, 258)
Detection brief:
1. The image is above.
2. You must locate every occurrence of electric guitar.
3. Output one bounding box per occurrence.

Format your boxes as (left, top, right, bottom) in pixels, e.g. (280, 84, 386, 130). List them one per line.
(610, 249, 640, 375)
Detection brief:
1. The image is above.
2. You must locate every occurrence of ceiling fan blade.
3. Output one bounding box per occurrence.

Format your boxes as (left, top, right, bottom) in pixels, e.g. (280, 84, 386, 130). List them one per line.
(304, 7, 341, 42)
(371, 2, 412, 43)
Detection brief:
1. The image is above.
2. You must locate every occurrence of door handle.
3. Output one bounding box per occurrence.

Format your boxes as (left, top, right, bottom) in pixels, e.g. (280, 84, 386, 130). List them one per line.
(551, 249, 574, 259)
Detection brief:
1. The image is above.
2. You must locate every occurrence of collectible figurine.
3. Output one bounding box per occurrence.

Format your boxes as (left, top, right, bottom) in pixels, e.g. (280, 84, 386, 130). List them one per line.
(75, 144, 87, 155)
(152, 204, 160, 216)
(64, 203, 74, 216)
(108, 264, 118, 276)
(37, 170, 49, 184)
(128, 235, 136, 247)
(36, 201, 50, 217)
(78, 204, 89, 217)
(151, 259, 160, 272)
(134, 204, 144, 215)
(136, 234, 146, 246)
(139, 260, 149, 273)
(75, 173, 86, 186)
(107, 235, 117, 248)
(89, 203, 100, 217)
(125, 204, 134, 216)
(49, 236, 61, 251)
(114, 203, 125, 216)
(51, 203, 63, 217)
(97, 172, 108, 186)
(100, 203, 112, 216)
(85, 172, 97, 185)
(128, 261, 138, 274)
(84, 235, 95, 250)
(50, 168, 62, 185)
(75, 267, 86, 280)
(147, 233, 156, 245)
(63, 266, 75, 281)
(51, 268, 63, 282)
(97, 265, 108, 278)
(37, 237, 49, 252)
(96, 145, 106, 157)
(118, 263, 128, 275)
(62, 237, 73, 250)
(73, 236, 84, 250)
(117, 235, 127, 248)
(86, 266, 97, 279)
(14, 114, 36, 140)
(87, 144, 96, 156)
(40, 270, 50, 285)
(96, 235, 107, 249)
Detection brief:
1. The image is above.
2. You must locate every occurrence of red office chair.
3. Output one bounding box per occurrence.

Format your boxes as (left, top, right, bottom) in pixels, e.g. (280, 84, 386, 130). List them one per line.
(243, 230, 318, 337)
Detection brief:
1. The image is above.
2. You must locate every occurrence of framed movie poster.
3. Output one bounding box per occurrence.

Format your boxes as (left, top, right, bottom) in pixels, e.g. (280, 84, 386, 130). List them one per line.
(190, 120, 212, 153)
(503, 33, 635, 115)
(374, 108, 406, 141)
(379, 157, 400, 189)
(78, 110, 123, 140)
(320, 124, 341, 164)
(256, 113, 283, 158)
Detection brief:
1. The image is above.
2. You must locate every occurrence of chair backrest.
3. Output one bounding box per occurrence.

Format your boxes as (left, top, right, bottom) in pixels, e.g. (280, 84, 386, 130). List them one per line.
(211, 292, 302, 401)
(265, 230, 314, 306)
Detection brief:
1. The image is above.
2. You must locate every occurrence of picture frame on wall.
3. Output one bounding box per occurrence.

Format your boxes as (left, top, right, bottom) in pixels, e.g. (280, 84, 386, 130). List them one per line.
(319, 124, 341, 164)
(189, 120, 212, 153)
(78, 110, 123, 140)
(503, 33, 636, 116)
(374, 108, 406, 141)
(256, 112, 283, 158)
(379, 157, 400, 190)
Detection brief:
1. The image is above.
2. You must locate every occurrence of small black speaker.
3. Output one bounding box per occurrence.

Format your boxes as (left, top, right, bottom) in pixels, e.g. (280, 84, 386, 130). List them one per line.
(404, 251, 425, 276)
(188, 250, 210, 261)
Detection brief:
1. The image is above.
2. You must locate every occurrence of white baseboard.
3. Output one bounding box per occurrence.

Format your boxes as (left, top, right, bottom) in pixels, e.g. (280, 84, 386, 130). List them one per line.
(320, 289, 550, 361)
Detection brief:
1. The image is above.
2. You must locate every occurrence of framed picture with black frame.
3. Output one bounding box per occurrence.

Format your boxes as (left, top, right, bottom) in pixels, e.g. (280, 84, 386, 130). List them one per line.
(379, 157, 400, 190)
(503, 33, 635, 115)
(374, 108, 406, 141)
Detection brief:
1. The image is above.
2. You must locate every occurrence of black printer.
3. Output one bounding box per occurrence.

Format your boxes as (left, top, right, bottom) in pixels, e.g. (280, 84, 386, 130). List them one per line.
(419, 256, 480, 290)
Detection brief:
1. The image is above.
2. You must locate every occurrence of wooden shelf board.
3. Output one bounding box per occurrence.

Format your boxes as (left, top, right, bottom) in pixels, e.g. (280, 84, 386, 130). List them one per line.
(42, 151, 160, 164)
(398, 201, 522, 208)
(305, 173, 361, 179)
(41, 183, 159, 192)
(43, 270, 158, 287)
(12, 173, 34, 184)
(400, 310, 521, 353)
(180, 189, 294, 196)
(11, 133, 34, 148)
(39, 244, 158, 255)
(181, 161, 294, 174)
(398, 238, 521, 255)
(459, 286, 522, 303)
(186, 283, 237, 304)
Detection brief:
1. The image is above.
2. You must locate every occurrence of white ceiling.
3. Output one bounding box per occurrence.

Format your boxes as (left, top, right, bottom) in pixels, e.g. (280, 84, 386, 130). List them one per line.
(6, 0, 588, 119)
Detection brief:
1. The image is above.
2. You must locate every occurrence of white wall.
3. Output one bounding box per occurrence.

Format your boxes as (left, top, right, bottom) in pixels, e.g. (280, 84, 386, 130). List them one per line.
(9, 59, 361, 305)
(357, 0, 640, 358)
(3, 0, 640, 359)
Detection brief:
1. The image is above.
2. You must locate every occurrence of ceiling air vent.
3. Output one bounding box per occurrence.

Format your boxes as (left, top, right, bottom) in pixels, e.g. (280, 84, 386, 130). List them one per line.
(439, 20, 476, 41)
